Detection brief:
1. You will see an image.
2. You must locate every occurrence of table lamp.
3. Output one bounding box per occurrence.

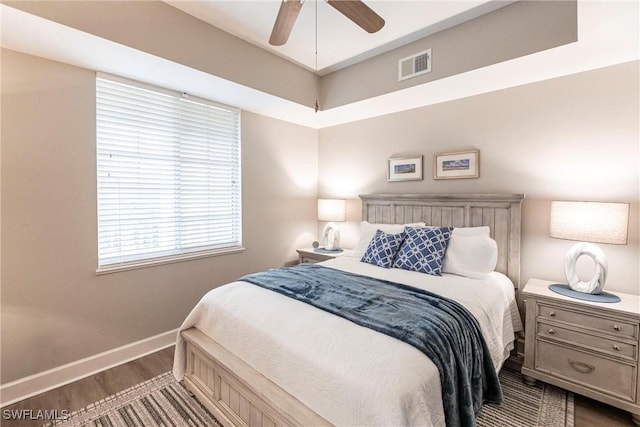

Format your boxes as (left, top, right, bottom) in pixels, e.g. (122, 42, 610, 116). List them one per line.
(317, 199, 346, 251)
(549, 201, 629, 296)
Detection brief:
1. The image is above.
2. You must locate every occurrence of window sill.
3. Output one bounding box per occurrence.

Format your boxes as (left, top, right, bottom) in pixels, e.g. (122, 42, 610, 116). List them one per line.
(95, 246, 246, 275)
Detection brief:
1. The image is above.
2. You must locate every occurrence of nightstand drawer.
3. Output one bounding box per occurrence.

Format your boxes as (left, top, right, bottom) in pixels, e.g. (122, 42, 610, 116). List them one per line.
(536, 339, 637, 402)
(537, 320, 637, 361)
(538, 303, 637, 339)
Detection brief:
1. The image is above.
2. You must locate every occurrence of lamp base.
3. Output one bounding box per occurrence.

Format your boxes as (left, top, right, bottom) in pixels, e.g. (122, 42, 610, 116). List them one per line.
(565, 242, 608, 294)
(548, 284, 620, 303)
(322, 222, 341, 251)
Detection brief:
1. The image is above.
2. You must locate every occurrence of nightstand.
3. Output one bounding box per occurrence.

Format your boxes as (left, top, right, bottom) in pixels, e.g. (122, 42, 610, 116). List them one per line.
(296, 247, 346, 264)
(521, 278, 640, 425)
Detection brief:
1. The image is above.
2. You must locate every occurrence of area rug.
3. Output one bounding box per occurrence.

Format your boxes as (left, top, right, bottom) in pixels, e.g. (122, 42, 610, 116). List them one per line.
(44, 372, 220, 427)
(477, 362, 574, 427)
(45, 364, 573, 426)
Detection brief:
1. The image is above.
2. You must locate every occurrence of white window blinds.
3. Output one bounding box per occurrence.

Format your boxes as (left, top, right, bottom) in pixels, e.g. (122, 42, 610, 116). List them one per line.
(96, 75, 241, 269)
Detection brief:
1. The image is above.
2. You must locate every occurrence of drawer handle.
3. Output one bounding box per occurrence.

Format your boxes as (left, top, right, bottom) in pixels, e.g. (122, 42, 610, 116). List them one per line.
(568, 359, 595, 373)
(613, 324, 621, 331)
(613, 344, 621, 351)
(549, 311, 556, 317)
(547, 328, 555, 335)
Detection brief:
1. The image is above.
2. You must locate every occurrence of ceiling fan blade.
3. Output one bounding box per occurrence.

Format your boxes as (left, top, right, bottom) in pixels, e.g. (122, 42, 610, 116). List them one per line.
(327, 0, 385, 34)
(269, 0, 304, 46)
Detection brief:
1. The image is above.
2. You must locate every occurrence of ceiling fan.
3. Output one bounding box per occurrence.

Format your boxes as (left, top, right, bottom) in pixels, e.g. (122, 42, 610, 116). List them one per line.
(269, 0, 385, 46)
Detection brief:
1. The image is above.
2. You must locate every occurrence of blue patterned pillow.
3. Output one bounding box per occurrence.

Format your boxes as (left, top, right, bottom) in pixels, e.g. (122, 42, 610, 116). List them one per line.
(392, 226, 454, 275)
(360, 229, 406, 268)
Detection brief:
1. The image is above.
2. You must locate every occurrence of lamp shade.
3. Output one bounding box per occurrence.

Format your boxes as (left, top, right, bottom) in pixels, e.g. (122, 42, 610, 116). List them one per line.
(550, 201, 629, 245)
(317, 199, 346, 222)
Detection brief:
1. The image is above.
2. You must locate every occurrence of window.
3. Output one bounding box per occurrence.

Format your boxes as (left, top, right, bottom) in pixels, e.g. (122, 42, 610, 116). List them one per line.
(96, 75, 242, 271)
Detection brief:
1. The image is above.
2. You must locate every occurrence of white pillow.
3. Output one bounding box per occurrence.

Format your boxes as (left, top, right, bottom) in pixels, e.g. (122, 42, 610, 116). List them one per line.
(450, 226, 490, 237)
(442, 229, 498, 279)
(349, 221, 425, 259)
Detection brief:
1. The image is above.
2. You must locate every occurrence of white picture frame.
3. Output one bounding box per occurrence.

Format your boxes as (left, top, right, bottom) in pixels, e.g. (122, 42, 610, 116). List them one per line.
(388, 155, 423, 182)
(434, 149, 480, 180)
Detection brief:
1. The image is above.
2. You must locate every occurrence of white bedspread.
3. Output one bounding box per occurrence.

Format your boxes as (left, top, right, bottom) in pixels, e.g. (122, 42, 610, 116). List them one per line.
(173, 257, 523, 426)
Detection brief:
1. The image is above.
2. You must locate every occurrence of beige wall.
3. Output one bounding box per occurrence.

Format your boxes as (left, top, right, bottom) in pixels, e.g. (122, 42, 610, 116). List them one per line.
(6, 1, 578, 114)
(5, 0, 317, 108)
(318, 61, 640, 295)
(0, 49, 318, 383)
(320, 0, 577, 110)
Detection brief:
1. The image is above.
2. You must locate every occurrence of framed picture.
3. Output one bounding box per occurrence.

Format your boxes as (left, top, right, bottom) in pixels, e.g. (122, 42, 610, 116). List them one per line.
(434, 149, 479, 180)
(388, 155, 423, 182)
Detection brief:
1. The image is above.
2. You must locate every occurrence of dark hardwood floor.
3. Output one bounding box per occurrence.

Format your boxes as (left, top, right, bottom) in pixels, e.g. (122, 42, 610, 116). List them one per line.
(2, 346, 636, 426)
(574, 394, 636, 426)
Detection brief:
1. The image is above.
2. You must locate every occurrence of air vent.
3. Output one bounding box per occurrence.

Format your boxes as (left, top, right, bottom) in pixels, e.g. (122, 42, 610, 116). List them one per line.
(398, 49, 431, 81)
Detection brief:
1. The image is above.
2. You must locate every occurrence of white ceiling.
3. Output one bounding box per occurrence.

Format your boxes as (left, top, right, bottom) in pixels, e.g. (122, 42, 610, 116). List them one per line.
(164, 0, 509, 74)
(1, 1, 638, 129)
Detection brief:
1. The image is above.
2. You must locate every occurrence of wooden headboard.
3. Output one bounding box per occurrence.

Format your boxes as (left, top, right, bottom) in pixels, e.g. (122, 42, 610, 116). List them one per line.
(360, 193, 525, 288)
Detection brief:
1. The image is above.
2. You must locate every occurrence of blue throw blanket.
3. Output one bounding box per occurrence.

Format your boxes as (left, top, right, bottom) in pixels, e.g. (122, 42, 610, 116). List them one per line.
(240, 263, 501, 427)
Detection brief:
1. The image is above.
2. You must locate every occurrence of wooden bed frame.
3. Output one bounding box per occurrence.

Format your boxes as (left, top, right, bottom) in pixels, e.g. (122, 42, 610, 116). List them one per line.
(181, 193, 524, 427)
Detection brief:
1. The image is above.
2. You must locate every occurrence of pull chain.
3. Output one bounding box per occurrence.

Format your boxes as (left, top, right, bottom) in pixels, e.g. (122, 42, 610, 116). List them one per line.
(314, 0, 319, 113)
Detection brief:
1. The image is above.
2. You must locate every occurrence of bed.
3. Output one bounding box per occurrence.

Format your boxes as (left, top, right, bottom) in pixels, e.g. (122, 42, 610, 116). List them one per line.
(173, 193, 524, 427)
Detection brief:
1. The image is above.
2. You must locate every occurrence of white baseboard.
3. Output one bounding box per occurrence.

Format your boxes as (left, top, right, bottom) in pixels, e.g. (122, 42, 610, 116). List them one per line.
(0, 328, 178, 408)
